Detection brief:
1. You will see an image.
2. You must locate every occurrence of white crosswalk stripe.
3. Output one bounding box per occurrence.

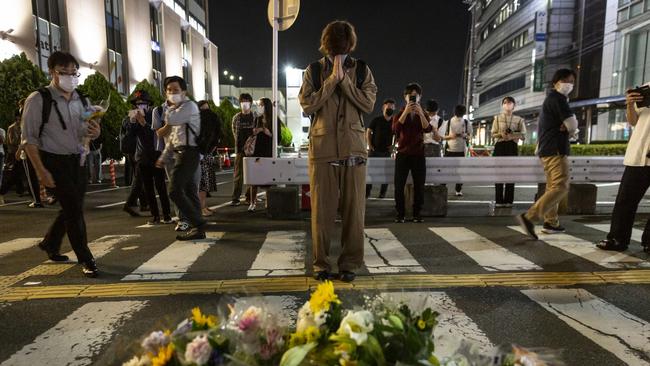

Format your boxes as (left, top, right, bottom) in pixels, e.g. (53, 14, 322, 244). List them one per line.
(248, 231, 307, 277)
(522, 288, 650, 366)
(364, 228, 425, 273)
(586, 224, 645, 243)
(508, 226, 650, 269)
(0, 300, 148, 366)
(122, 232, 224, 281)
(430, 227, 542, 271)
(0, 238, 41, 258)
(49, 235, 139, 263)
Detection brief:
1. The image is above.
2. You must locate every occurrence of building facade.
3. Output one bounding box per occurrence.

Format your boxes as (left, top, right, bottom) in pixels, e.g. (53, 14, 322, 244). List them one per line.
(467, 0, 609, 145)
(0, 0, 220, 101)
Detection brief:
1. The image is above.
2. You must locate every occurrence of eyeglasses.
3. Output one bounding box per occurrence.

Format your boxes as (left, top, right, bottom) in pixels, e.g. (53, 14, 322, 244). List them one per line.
(54, 70, 81, 78)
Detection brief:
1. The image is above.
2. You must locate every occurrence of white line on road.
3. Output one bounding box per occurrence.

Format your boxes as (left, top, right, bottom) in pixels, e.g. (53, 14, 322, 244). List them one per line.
(209, 192, 266, 211)
(50, 235, 139, 263)
(0, 238, 41, 258)
(96, 200, 126, 208)
(0, 300, 148, 366)
(522, 288, 650, 366)
(508, 226, 650, 269)
(430, 227, 542, 271)
(247, 231, 306, 277)
(122, 232, 224, 281)
(364, 228, 425, 273)
(380, 291, 494, 360)
(586, 224, 644, 243)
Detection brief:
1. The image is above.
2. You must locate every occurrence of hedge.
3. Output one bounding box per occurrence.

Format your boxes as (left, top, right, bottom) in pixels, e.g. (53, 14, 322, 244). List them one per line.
(518, 144, 628, 156)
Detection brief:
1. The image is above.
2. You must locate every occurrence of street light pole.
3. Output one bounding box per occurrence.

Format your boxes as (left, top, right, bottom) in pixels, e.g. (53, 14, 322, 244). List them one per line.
(272, 0, 279, 158)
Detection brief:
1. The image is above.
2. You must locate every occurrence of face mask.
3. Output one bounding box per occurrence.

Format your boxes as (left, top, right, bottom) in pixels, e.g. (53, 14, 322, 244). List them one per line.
(58, 75, 79, 93)
(137, 104, 149, 112)
(557, 82, 574, 96)
(385, 108, 394, 117)
(241, 102, 251, 111)
(167, 93, 183, 104)
(258, 106, 265, 115)
(503, 103, 515, 112)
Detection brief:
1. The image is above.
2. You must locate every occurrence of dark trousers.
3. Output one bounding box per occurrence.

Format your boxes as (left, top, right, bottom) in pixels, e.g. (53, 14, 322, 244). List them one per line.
(140, 163, 171, 219)
(40, 151, 93, 263)
(394, 153, 426, 217)
(169, 147, 205, 228)
(444, 151, 465, 193)
(366, 150, 390, 197)
(493, 141, 518, 204)
(607, 166, 650, 245)
(125, 160, 145, 208)
(0, 154, 25, 195)
(23, 158, 41, 204)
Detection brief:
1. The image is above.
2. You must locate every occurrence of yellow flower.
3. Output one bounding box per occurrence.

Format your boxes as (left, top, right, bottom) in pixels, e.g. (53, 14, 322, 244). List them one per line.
(191, 307, 217, 329)
(309, 280, 341, 313)
(151, 343, 174, 366)
(305, 326, 321, 343)
(417, 319, 426, 330)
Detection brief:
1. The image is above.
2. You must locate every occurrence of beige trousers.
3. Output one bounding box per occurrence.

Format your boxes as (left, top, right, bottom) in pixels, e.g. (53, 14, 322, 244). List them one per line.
(526, 155, 570, 226)
(310, 162, 366, 272)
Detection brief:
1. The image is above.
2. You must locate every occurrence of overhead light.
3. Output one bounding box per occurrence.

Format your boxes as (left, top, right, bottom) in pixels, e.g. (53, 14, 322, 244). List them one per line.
(223, 70, 229, 76)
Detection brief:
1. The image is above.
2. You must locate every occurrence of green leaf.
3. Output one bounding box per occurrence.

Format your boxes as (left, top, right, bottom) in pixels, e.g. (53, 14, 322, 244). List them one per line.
(388, 315, 404, 331)
(279, 342, 317, 366)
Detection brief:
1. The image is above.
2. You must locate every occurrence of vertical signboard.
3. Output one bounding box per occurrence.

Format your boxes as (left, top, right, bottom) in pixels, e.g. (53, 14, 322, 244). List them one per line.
(532, 11, 547, 92)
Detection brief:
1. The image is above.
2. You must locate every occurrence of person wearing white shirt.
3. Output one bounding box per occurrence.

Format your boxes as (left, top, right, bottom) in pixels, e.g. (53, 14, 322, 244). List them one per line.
(155, 76, 205, 241)
(440, 105, 472, 196)
(491, 96, 526, 207)
(423, 99, 443, 157)
(596, 85, 650, 253)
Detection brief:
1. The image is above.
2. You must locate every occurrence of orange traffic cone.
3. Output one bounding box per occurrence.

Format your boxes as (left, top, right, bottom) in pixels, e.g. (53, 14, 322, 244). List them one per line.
(224, 147, 231, 168)
(109, 159, 118, 188)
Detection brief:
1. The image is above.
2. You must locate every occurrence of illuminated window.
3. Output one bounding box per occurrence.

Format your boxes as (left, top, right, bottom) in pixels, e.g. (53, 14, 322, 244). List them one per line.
(150, 4, 163, 92)
(32, 0, 62, 73)
(181, 29, 191, 90)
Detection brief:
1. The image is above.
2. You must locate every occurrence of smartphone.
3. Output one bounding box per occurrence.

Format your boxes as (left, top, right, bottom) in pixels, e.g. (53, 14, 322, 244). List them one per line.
(409, 95, 416, 103)
(631, 85, 650, 108)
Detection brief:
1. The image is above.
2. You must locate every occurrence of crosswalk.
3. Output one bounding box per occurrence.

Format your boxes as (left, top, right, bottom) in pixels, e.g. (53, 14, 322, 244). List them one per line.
(1, 287, 649, 364)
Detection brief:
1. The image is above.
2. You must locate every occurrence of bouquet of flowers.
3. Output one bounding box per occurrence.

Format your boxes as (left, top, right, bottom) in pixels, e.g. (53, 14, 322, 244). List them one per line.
(79, 95, 109, 166)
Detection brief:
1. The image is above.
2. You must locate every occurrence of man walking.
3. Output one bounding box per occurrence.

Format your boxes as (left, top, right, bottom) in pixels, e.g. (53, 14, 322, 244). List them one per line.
(21, 51, 100, 277)
(366, 98, 395, 199)
(517, 69, 578, 239)
(230, 93, 255, 206)
(299, 20, 377, 282)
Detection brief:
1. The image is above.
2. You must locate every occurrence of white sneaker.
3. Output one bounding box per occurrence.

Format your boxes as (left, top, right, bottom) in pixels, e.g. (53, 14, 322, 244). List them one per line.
(455, 191, 463, 197)
(175, 221, 190, 232)
(248, 203, 256, 212)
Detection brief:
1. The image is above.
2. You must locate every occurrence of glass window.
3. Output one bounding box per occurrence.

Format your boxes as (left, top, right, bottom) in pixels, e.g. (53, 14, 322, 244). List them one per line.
(631, 2, 644, 17)
(618, 8, 629, 22)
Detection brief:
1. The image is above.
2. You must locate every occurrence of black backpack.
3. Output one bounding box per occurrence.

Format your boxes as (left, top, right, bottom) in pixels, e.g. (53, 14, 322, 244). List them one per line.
(119, 116, 137, 154)
(37, 87, 89, 138)
(188, 106, 222, 155)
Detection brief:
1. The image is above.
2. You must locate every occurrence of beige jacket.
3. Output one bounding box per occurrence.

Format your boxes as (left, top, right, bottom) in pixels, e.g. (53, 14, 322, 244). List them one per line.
(299, 57, 377, 163)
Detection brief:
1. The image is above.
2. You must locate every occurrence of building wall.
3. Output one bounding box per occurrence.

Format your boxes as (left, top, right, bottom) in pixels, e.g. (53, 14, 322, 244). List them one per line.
(163, 6, 183, 79)
(66, 0, 109, 82)
(209, 43, 220, 101)
(190, 28, 205, 100)
(0, 1, 37, 63)
(124, 0, 153, 89)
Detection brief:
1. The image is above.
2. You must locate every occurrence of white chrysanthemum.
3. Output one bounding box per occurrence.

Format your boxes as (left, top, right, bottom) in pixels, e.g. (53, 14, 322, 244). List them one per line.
(337, 310, 374, 345)
(122, 355, 151, 366)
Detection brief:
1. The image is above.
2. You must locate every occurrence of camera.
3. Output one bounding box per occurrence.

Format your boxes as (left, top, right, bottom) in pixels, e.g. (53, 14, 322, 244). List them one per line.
(505, 128, 513, 134)
(630, 85, 650, 108)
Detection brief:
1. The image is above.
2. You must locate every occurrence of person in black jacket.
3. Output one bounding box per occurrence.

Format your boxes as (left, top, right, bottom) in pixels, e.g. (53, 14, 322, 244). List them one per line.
(197, 100, 222, 216)
(126, 90, 171, 224)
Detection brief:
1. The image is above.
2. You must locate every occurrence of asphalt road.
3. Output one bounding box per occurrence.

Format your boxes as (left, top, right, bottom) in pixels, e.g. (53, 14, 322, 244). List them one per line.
(1, 171, 650, 365)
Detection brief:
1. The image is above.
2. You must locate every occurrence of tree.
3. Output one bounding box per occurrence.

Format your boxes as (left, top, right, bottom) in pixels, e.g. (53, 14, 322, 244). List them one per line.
(130, 79, 164, 107)
(77, 72, 129, 161)
(214, 98, 237, 149)
(0, 53, 48, 130)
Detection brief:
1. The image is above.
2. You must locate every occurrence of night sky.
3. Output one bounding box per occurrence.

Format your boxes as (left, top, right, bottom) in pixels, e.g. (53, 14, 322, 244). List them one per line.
(209, 1, 470, 118)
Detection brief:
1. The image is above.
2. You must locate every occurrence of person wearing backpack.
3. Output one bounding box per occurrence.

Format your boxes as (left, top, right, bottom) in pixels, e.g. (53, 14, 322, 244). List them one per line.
(299, 20, 377, 283)
(155, 76, 206, 241)
(121, 109, 147, 217)
(440, 105, 472, 196)
(365, 98, 395, 199)
(20, 51, 101, 277)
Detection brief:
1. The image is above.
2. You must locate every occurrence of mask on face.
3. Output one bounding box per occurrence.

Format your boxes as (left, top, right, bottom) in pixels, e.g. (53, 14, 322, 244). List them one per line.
(137, 104, 149, 112)
(557, 82, 574, 96)
(503, 103, 515, 112)
(241, 102, 251, 111)
(258, 106, 265, 115)
(385, 108, 394, 117)
(167, 93, 183, 105)
(58, 75, 79, 93)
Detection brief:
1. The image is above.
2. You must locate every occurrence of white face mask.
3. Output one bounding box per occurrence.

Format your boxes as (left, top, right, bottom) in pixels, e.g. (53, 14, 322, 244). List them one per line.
(58, 75, 79, 93)
(557, 82, 574, 96)
(258, 106, 265, 115)
(167, 93, 183, 105)
(241, 102, 251, 111)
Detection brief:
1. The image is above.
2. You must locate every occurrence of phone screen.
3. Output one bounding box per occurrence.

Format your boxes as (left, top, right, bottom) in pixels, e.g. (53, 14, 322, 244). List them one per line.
(409, 95, 416, 103)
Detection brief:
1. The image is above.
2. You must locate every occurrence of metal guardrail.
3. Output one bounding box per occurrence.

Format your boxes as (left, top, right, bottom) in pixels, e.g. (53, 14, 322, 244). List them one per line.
(243, 157, 626, 185)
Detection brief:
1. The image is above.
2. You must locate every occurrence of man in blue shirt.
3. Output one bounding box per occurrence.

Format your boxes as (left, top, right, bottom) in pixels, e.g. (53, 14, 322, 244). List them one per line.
(517, 69, 578, 239)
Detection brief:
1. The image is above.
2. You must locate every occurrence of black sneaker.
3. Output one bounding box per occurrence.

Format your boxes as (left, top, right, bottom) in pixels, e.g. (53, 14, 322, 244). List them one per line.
(176, 227, 206, 241)
(378, 193, 386, 199)
(230, 200, 241, 207)
(413, 215, 424, 223)
(596, 239, 628, 252)
(123, 206, 141, 217)
(313, 270, 334, 281)
(395, 216, 405, 223)
(541, 223, 566, 234)
(37, 242, 69, 262)
(338, 271, 356, 283)
(139, 205, 150, 212)
(516, 213, 538, 240)
(147, 217, 161, 225)
(162, 216, 174, 224)
(81, 260, 99, 278)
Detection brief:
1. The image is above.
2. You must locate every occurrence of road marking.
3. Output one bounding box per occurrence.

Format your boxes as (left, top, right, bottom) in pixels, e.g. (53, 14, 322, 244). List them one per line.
(508, 226, 650, 269)
(209, 192, 266, 211)
(96, 200, 126, 208)
(522, 288, 650, 366)
(430, 227, 542, 271)
(586, 224, 644, 243)
(50, 235, 139, 263)
(0, 238, 41, 258)
(0, 200, 31, 207)
(122, 232, 224, 281)
(380, 291, 493, 360)
(86, 186, 129, 195)
(0, 300, 148, 366)
(137, 221, 217, 229)
(364, 228, 425, 273)
(247, 231, 306, 277)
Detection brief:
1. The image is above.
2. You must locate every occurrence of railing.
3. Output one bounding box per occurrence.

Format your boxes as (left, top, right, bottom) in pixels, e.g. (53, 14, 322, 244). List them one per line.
(243, 157, 625, 185)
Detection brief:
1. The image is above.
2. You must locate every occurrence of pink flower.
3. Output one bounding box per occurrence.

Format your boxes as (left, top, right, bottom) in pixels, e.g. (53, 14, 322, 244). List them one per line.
(184, 335, 213, 366)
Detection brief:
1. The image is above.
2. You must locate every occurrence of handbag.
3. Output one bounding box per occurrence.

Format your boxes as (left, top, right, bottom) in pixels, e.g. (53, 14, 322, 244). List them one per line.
(243, 133, 258, 157)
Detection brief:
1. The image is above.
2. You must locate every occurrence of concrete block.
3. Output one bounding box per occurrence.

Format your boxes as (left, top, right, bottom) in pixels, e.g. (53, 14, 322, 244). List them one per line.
(266, 186, 300, 220)
(535, 183, 597, 215)
(422, 185, 448, 217)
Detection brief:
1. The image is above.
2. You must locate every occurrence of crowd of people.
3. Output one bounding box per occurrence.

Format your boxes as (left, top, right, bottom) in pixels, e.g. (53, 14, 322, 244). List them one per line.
(4, 19, 649, 281)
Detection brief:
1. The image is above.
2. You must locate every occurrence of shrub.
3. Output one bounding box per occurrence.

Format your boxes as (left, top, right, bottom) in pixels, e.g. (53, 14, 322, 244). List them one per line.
(518, 144, 627, 156)
(0, 53, 48, 130)
(130, 79, 164, 107)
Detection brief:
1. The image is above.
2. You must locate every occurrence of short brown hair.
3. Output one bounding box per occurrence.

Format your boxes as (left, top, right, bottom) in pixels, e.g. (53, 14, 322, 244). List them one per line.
(319, 20, 357, 56)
